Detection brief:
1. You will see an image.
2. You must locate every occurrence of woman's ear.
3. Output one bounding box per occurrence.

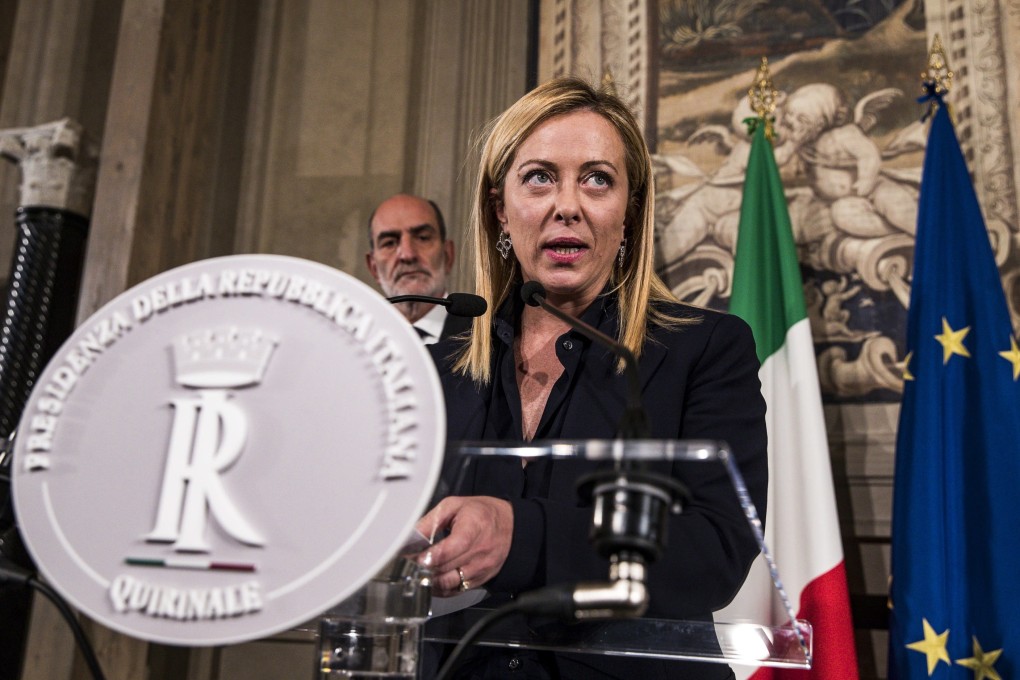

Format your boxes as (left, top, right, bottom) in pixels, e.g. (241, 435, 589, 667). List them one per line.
(630, 189, 642, 215)
(489, 188, 506, 225)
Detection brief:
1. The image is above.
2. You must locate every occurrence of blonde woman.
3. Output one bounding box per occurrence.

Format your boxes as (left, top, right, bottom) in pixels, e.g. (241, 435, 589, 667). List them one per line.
(417, 77, 767, 680)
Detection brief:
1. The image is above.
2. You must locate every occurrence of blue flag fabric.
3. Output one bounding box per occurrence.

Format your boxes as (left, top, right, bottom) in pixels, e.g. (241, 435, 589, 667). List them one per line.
(888, 103, 1020, 678)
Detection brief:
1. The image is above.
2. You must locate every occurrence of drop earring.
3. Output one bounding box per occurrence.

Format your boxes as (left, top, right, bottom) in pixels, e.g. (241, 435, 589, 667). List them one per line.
(497, 231, 513, 260)
(618, 237, 627, 268)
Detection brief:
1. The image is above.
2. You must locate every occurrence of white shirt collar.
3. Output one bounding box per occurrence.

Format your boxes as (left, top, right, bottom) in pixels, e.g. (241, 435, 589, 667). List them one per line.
(413, 295, 449, 345)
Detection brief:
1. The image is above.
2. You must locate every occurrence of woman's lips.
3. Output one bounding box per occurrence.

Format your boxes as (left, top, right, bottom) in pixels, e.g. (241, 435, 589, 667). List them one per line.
(543, 242, 587, 264)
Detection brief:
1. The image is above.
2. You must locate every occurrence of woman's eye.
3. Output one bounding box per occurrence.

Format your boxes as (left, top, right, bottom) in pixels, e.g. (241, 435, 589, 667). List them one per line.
(585, 171, 613, 188)
(524, 170, 552, 186)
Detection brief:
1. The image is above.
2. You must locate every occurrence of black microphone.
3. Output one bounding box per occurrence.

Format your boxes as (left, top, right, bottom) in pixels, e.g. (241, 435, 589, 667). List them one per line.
(386, 293, 487, 318)
(520, 282, 648, 438)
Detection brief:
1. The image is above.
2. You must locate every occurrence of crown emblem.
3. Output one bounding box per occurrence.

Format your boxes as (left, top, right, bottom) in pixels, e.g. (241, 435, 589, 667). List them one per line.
(172, 326, 278, 389)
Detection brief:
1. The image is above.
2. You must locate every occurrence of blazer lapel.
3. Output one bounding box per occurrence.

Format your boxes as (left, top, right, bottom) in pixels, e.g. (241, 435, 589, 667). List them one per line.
(637, 332, 669, 393)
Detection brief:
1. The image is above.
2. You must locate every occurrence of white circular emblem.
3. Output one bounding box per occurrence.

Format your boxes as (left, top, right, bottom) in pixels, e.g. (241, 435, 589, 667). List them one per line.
(12, 254, 445, 646)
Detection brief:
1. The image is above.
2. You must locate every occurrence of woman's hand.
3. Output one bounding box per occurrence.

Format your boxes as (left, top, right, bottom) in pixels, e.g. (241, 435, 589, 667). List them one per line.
(415, 496, 513, 598)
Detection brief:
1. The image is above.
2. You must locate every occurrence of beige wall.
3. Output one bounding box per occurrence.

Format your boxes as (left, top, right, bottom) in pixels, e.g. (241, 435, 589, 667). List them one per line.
(0, 0, 530, 307)
(1, 1, 529, 678)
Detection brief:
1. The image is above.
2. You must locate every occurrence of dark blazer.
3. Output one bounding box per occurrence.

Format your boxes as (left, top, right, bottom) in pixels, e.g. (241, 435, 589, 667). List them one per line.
(439, 311, 472, 341)
(427, 298, 767, 680)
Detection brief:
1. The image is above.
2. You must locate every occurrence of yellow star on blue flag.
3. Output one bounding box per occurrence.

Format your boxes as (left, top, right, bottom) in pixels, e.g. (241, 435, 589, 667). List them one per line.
(955, 636, 1002, 680)
(905, 618, 950, 675)
(935, 317, 970, 364)
(902, 351, 914, 381)
(998, 336, 1020, 380)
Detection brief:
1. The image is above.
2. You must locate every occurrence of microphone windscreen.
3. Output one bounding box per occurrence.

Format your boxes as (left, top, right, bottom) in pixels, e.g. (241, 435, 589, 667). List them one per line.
(445, 293, 488, 318)
(520, 281, 546, 306)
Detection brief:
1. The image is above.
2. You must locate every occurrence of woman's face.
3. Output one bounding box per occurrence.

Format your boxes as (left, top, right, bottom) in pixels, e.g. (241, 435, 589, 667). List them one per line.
(495, 110, 629, 310)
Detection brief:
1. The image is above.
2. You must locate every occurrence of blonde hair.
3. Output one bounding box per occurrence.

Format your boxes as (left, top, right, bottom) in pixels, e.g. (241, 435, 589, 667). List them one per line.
(454, 76, 690, 383)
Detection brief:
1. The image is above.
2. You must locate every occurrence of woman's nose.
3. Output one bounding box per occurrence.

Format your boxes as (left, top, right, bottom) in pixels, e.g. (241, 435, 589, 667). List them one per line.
(554, 186, 581, 224)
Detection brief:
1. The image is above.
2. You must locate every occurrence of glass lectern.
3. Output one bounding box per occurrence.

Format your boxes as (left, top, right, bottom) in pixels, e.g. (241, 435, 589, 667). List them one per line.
(317, 439, 811, 678)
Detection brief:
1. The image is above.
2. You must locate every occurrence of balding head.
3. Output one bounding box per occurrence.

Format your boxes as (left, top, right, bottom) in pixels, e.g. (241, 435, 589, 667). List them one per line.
(366, 194, 455, 321)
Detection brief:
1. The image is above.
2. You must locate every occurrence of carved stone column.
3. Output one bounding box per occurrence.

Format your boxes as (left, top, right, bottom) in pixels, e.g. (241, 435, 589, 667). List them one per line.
(925, 0, 1020, 292)
(537, 0, 655, 138)
(0, 118, 96, 680)
(0, 119, 96, 435)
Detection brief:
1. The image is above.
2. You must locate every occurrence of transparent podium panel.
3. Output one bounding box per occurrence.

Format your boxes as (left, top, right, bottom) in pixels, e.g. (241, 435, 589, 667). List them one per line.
(424, 607, 813, 669)
(313, 439, 812, 676)
(419, 439, 812, 671)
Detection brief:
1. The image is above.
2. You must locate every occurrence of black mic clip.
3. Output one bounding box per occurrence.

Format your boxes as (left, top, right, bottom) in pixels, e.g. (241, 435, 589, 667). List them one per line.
(560, 466, 689, 620)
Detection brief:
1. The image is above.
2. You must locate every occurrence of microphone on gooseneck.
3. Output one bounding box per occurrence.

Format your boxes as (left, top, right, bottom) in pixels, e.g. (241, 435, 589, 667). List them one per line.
(445, 293, 488, 318)
(520, 282, 649, 438)
(386, 293, 487, 318)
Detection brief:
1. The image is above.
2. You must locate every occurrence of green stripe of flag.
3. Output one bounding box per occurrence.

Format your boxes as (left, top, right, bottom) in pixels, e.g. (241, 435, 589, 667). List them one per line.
(730, 121, 807, 363)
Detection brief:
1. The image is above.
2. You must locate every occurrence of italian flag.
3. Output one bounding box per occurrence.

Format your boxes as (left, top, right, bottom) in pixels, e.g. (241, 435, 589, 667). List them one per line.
(720, 118, 859, 678)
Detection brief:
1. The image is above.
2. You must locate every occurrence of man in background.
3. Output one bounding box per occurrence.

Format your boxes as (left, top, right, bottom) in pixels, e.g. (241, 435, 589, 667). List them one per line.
(367, 193, 469, 343)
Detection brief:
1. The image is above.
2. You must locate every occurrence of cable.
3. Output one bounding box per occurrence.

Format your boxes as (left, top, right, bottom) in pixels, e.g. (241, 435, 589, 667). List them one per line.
(0, 560, 107, 680)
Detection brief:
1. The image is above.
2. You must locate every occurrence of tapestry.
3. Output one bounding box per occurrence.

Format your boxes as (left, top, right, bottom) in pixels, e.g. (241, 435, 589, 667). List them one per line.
(652, 0, 926, 401)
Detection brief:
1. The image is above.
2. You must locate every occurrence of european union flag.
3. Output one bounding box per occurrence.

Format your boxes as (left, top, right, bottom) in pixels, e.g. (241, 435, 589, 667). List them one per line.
(888, 102, 1020, 678)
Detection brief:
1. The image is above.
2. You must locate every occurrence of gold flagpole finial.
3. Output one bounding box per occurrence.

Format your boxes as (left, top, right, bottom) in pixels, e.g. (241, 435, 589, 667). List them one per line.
(922, 35, 950, 94)
(919, 35, 953, 120)
(747, 56, 778, 139)
(922, 34, 954, 95)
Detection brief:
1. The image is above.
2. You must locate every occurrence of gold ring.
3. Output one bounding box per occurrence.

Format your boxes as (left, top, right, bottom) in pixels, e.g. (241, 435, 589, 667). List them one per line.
(457, 567, 470, 592)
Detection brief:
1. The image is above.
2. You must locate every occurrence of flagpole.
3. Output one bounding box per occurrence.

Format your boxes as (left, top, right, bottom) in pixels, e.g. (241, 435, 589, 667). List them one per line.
(724, 55, 860, 680)
(888, 35, 1018, 680)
